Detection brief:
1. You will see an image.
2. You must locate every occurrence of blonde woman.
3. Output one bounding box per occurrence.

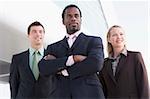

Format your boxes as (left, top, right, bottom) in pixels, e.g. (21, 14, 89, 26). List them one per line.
(99, 25, 149, 99)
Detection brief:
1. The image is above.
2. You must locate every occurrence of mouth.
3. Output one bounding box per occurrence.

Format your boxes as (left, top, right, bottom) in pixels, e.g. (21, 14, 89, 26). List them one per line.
(35, 37, 42, 41)
(116, 40, 124, 44)
(70, 23, 78, 26)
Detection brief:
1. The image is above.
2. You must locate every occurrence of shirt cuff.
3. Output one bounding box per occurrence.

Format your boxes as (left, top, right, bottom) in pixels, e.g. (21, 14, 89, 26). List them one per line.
(61, 69, 69, 76)
(66, 55, 75, 66)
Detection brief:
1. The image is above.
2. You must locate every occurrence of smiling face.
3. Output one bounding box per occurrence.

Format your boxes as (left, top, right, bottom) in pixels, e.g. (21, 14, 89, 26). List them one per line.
(28, 26, 45, 49)
(63, 7, 82, 34)
(108, 27, 125, 49)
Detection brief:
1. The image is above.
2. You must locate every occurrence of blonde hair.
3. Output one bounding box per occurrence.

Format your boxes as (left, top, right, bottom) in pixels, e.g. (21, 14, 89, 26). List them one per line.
(107, 25, 123, 55)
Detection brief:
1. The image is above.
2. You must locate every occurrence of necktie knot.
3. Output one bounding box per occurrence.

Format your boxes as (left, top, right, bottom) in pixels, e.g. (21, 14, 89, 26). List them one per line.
(34, 50, 40, 55)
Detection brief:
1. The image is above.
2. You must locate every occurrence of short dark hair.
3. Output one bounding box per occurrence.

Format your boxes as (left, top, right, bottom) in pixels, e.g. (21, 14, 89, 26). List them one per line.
(62, 4, 82, 20)
(27, 21, 45, 35)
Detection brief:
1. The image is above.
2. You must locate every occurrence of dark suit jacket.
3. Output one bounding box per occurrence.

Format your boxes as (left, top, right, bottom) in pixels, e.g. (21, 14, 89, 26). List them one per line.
(99, 51, 149, 99)
(9, 49, 53, 99)
(39, 33, 105, 99)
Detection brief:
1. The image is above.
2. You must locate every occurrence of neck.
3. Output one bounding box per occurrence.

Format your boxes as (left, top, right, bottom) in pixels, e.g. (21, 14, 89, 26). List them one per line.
(31, 44, 43, 50)
(67, 32, 75, 35)
(113, 46, 124, 58)
(67, 29, 79, 35)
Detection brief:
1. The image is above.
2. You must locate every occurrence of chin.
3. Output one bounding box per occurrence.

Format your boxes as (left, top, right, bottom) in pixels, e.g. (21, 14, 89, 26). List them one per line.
(35, 41, 42, 45)
(71, 29, 79, 33)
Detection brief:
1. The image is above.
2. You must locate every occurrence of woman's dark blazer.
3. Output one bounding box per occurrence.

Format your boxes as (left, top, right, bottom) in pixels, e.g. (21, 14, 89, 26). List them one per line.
(99, 51, 149, 99)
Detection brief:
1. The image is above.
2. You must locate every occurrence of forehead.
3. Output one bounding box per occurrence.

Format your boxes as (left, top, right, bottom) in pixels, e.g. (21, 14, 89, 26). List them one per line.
(110, 27, 124, 34)
(65, 7, 80, 15)
(30, 26, 43, 30)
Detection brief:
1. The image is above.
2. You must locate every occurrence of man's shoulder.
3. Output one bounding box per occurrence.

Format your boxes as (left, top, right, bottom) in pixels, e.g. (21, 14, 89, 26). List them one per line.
(47, 41, 60, 48)
(81, 33, 102, 39)
(13, 50, 29, 58)
(47, 38, 66, 48)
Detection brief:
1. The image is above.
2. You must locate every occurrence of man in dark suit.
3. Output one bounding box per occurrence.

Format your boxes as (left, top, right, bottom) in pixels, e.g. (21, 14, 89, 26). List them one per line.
(9, 21, 52, 99)
(39, 4, 105, 99)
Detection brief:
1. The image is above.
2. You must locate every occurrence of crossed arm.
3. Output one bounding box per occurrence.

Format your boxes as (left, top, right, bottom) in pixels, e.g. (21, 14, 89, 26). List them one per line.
(43, 54, 87, 76)
(39, 37, 104, 78)
(44, 54, 86, 63)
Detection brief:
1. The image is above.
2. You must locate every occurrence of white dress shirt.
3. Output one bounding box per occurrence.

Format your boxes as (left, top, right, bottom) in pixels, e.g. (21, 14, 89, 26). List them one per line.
(61, 30, 81, 76)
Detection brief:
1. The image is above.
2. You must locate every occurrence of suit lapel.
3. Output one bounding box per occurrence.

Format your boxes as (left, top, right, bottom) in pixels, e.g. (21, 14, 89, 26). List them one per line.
(60, 33, 85, 50)
(115, 55, 127, 80)
(61, 37, 69, 49)
(22, 50, 35, 80)
(107, 60, 117, 84)
(71, 33, 84, 49)
(44, 49, 46, 55)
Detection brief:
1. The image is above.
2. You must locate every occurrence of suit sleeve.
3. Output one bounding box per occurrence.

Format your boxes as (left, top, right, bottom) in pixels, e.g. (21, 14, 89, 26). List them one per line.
(9, 55, 20, 99)
(39, 45, 68, 76)
(68, 37, 104, 79)
(135, 52, 149, 98)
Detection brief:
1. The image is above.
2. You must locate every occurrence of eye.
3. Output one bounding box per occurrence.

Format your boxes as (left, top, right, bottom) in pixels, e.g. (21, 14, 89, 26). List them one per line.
(66, 14, 72, 19)
(75, 14, 79, 18)
(120, 33, 124, 36)
(39, 30, 43, 34)
(112, 33, 117, 37)
(32, 30, 36, 33)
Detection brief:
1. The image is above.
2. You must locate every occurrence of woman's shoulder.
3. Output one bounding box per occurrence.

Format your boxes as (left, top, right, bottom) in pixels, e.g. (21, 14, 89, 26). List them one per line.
(127, 50, 142, 56)
(127, 50, 141, 54)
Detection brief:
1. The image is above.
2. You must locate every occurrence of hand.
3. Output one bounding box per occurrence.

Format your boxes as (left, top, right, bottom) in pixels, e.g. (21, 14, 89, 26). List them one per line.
(57, 69, 69, 76)
(44, 54, 56, 60)
(73, 55, 87, 63)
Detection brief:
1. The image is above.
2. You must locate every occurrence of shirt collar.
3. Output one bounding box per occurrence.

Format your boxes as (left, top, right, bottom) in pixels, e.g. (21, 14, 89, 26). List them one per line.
(66, 30, 81, 38)
(108, 47, 127, 59)
(29, 46, 44, 56)
(122, 47, 127, 56)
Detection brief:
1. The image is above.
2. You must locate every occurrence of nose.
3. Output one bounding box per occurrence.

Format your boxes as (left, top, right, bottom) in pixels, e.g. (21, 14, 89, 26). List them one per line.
(36, 32, 42, 36)
(71, 16, 76, 21)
